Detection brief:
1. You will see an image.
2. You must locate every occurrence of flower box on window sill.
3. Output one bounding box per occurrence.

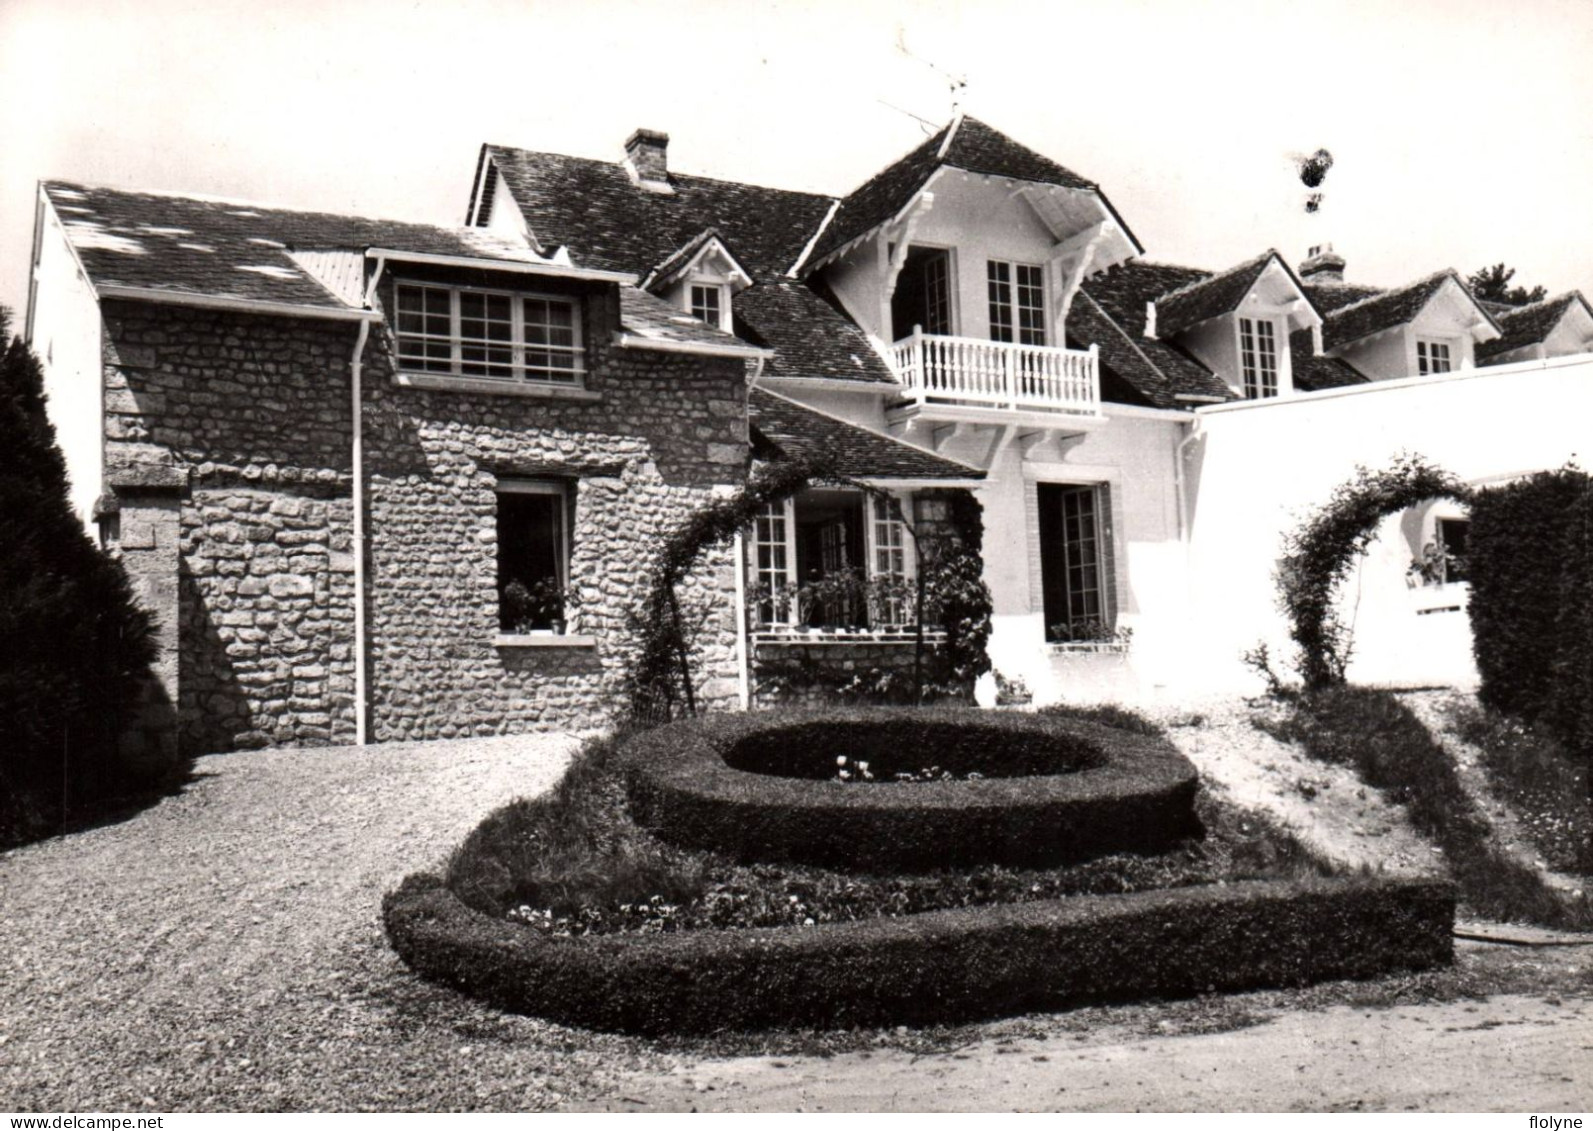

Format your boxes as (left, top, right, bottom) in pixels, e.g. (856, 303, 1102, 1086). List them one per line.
(1046, 640, 1131, 656)
(754, 626, 947, 646)
(493, 633, 598, 649)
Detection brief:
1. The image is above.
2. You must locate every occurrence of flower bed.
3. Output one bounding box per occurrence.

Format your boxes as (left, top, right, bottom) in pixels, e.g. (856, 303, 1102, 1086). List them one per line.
(384, 871, 1456, 1036)
(623, 708, 1202, 871)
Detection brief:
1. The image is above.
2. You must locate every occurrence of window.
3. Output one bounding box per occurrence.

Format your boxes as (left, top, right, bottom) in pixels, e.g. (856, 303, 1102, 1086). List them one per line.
(1038, 483, 1111, 643)
(889, 246, 952, 339)
(689, 283, 725, 329)
(497, 481, 572, 632)
(988, 261, 1046, 345)
(1238, 317, 1279, 399)
(751, 489, 919, 632)
(1436, 518, 1469, 584)
(1417, 339, 1453, 375)
(395, 282, 583, 384)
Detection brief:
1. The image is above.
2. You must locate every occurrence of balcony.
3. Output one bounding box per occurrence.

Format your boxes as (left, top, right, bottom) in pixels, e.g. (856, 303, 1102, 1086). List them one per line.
(888, 331, 1101, 419)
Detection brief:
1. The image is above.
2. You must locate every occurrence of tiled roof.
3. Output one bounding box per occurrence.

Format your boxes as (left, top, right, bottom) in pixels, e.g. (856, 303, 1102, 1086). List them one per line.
(617, 287, 766, 354)
(1477, 292, 1593, 359)
(1288, 330, 1369, 391)
(642, 227, 745, 289)
(805, 116, 1111, 267)
(748, 387, 983, 481)
(482, 145, 834, 282)
(1152, 250, 1312, 338)
(1304, 281, 1384, 313)
(1320, 270, 1496, 351)
(733, 282, 897, 384)
(44, 181, 575, 312)
(1077, 262, 1237, 406)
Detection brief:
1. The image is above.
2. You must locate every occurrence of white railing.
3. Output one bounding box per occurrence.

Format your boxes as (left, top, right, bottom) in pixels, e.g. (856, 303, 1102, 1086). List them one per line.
(889, 330, 1100, 415)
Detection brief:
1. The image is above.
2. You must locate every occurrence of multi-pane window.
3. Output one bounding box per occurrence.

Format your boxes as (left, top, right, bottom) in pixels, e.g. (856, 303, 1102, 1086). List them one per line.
(1058, 486, 1102, 629)
(754, 501, 792, 626)
(497, 481, 572, 633)
(922, 252, 952, 336)
(988, 261, 1047, 345)
(1038, 483, 1110, 643)
(689, 283, 724, 328)
(871, 495, 910, 627)
(395, 283, 583, 384)
(1417, 339, 1453, 375)
(1238, 317, 1279, 399)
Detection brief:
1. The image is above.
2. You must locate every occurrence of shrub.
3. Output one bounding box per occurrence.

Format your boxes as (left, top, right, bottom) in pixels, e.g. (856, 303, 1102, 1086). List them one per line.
(1467, 467, 1593, 741)
(622, 708, 1202, 871)
(1266, 687, 1592, 927)
(0, 310, 159, 846)
(385, 871, 1455, 1035)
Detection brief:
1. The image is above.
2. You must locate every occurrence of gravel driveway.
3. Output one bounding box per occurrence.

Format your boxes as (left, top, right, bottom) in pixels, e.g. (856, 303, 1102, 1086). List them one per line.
(0, 733, 677, 1111)
(3, 730, 1590, 1113)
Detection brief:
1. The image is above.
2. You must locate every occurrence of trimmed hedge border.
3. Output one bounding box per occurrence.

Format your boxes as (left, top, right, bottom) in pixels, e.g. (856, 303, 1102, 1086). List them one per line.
(384, 872, 1457, 1035)
(622, 708, 1203, 871)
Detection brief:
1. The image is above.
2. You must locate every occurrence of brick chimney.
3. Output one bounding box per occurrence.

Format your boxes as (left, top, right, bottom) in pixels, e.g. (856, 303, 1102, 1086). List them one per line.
(1299, 243, 1347, 285)
(625, 128, 670, 186)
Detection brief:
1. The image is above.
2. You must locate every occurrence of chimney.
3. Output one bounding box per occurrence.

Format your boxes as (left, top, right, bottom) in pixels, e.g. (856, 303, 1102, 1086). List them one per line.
(1299, 243, 1346, 285)
(625, 128, 670, 186)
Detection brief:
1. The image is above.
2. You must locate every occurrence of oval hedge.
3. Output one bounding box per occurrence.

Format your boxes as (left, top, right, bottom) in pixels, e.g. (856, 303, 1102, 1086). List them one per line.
(622, 708, 1203, 871)
(384, 871, 1456, 1036)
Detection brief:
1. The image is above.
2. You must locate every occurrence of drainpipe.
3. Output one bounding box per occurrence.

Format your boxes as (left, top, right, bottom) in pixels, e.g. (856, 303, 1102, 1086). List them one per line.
(1173, 416, 1202, 543)
(350, 255, 388, 746)
(733, 530, 751, 709)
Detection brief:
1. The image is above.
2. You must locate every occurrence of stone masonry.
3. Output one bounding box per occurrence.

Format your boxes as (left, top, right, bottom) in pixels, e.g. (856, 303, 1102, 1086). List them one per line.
(99, 279, 748, 754)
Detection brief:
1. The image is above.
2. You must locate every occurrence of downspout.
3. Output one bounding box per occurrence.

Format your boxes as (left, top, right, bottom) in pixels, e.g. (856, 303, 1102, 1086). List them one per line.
(350, 254, 388, 746)
(733, 530, 751, 709)
(1173, 414, 1202, 543)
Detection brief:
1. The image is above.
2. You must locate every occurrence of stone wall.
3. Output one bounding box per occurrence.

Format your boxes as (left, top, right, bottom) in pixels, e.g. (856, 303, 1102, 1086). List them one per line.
(750, 639, 963, 708)
(98, 283, 749, 753)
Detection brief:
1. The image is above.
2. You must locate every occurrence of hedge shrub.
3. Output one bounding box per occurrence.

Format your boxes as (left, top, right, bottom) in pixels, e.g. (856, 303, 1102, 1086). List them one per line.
(1467, 467, 1593, 758)
(384, 872, 1455, 1035)
(622, 708, 1202, 871)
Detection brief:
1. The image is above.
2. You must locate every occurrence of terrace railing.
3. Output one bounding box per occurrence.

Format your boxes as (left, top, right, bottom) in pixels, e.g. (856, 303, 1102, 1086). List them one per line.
(889, 329, 1100, 416)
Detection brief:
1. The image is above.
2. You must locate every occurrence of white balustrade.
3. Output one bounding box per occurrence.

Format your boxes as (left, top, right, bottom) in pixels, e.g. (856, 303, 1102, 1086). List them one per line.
(889, 329, 1100, 415)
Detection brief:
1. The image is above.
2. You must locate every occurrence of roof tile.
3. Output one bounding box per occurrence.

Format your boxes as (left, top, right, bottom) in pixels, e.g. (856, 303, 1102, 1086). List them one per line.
(748, 387, 982, 480)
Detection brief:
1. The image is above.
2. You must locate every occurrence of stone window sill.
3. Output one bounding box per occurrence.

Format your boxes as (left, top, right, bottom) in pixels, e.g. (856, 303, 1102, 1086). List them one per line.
(1047, 642, 1131, 655)
(493, 633, 598, 649)
(394, 372, 603, 402)
(754, 629, 946, 646)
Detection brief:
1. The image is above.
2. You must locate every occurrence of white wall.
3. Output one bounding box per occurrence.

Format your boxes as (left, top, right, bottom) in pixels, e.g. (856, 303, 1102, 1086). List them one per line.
(28, 198, 104, 528)
(1182, 352, 1593, 694)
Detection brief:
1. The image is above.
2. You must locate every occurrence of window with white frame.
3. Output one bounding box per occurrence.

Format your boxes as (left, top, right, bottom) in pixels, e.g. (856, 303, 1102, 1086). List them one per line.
(751, 489, 919, 633)
(1238, 316, 1279, 399)
(1417, 339, 1453, 375)
(395, 282, 584, 384)
(688, 282, 728, 330)
(497, 480, 573, 633)
(988, 260, 1047, 345)
(1038, 483, 1113, 643)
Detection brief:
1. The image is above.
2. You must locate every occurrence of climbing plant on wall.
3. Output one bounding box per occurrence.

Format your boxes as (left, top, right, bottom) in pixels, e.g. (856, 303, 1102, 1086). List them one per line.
(1274, 454, 1467, 689)
(623, 457, 992, 724)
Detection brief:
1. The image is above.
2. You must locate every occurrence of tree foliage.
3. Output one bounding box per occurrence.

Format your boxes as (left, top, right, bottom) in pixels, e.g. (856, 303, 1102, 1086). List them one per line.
(1274, 454, 1466, 689)
(0, 307, 158, 844)
(1467, 263, 1548, 307)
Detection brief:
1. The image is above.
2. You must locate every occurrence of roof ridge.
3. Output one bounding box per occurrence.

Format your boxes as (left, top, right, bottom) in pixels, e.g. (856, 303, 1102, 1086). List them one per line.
(485, 142, 838, 202)
(1322, 268, 1455, 321)
(1494, 290, 1577, 317)
(45, 179, 489, 237)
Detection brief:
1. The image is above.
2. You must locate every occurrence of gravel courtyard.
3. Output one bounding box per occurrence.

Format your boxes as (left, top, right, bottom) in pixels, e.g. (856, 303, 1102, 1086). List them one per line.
(2, 733, 1590, 1112)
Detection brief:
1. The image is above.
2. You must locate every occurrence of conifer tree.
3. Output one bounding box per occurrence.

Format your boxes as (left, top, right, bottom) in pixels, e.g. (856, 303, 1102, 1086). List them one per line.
(0, 306, 156, 843)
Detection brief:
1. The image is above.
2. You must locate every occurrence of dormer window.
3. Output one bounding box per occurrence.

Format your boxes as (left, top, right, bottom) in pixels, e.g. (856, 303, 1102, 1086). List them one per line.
(395, 282, 583, 384)
(1237, 316, 1279, 398)
(1417, 339, 1453, 375)
(689, 282, 727, 330)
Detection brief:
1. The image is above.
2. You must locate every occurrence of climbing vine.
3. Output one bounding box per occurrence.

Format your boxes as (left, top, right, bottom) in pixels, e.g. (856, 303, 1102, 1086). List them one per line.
(624, 458, 992, 724)
(1273, 453, 1466, 689)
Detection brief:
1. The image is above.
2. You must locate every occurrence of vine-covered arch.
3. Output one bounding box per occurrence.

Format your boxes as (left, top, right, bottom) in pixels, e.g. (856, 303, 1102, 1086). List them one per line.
(1276, 454, 1469, 688)
(624, 456, 992, 723)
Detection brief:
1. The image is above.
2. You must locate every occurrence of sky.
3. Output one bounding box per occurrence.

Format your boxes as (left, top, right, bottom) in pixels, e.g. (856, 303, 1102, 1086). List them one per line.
(4, 0, 1593, 326)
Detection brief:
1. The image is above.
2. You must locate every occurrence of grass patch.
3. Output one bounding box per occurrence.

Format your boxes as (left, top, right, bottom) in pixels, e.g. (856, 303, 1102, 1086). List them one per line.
(1448, 702, 1593, 875)
(1038, 701, 1166, 737)
(1262, 686, 1592, 928)
(448, 714, 1333, 939)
